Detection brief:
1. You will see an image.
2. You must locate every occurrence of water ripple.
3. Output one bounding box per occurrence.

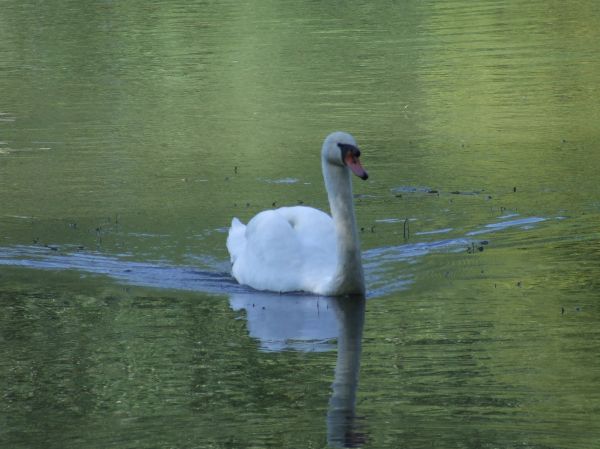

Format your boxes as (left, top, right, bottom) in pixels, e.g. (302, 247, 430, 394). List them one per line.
(0, 214, 551, 300)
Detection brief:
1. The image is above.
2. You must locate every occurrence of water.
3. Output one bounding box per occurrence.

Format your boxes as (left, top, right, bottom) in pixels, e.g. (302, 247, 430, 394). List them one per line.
(1, 0, 600, 448)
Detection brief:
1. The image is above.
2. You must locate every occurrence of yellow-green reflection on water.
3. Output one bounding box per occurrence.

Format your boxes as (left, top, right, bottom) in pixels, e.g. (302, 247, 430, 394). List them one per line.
(1, 0, 599, 448)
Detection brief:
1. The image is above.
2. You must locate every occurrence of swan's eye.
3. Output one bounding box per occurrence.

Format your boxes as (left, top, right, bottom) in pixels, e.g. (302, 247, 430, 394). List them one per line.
(337, 143, 361, 160)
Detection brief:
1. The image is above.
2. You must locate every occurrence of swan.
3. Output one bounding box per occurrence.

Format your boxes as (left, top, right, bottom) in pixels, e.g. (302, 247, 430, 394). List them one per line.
(226, 131, 369, 296)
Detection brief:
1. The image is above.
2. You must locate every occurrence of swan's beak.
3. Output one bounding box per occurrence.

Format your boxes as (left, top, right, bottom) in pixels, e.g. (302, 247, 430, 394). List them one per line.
(345, 152, 369, 180)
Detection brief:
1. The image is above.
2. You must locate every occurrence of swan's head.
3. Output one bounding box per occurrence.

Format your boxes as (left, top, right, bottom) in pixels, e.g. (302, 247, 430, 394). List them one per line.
(322, 131, 369, 180)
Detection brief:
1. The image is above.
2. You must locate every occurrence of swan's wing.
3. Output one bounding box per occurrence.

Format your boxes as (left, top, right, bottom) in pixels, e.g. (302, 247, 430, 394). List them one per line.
(276, 206, 336, 256)
(228, 206, 336, 293)
(232, 209, 304, 291)
(277, 207, 338, 293)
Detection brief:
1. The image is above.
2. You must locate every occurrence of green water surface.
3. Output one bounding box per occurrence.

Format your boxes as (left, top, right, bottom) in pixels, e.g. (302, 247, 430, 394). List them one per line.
(1, 1, 599, 448)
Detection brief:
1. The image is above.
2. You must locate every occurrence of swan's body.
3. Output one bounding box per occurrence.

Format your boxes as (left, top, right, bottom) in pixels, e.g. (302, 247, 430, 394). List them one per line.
(226, 131, 368, 296)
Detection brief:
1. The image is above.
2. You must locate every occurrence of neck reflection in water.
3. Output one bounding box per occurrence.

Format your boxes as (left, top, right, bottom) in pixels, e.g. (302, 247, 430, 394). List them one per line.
(229, 292, 366, 448)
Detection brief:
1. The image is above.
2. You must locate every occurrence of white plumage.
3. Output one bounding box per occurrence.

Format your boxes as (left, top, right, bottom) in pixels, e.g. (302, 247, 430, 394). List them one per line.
(226, 131, 368, 296)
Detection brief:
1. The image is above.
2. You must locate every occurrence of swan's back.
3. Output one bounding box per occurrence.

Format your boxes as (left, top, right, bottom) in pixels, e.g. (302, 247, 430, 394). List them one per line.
(227, 206, 337, 293)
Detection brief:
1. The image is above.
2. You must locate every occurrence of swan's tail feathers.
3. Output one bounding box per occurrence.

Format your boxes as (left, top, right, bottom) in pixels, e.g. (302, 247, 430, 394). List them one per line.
(226, 217, 246, 264)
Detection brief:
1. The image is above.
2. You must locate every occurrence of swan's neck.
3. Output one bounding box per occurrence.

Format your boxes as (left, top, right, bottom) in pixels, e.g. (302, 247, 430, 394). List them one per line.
(323, 162, 365, 295)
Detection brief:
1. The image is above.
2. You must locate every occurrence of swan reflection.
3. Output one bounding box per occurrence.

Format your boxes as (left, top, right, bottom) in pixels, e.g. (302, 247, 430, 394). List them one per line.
(229, 291, 366, 447)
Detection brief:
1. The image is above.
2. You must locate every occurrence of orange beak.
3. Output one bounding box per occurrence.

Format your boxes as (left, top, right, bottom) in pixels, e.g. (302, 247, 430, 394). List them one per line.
(344, 151, 369, 180)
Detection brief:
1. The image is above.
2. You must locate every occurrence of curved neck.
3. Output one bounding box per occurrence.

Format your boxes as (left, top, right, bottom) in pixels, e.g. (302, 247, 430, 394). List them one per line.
(322, 161, 365, 295)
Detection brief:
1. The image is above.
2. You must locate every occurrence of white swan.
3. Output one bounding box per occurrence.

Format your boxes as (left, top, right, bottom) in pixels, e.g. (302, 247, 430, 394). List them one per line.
(226, 131, 369, 296)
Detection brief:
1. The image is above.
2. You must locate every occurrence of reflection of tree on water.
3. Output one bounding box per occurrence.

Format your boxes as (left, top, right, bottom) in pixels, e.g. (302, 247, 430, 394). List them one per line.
(229, 292, 366, 447)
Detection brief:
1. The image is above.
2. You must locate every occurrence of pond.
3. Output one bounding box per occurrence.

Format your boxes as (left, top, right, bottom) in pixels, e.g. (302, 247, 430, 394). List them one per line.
(1, 1, 599, 448)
